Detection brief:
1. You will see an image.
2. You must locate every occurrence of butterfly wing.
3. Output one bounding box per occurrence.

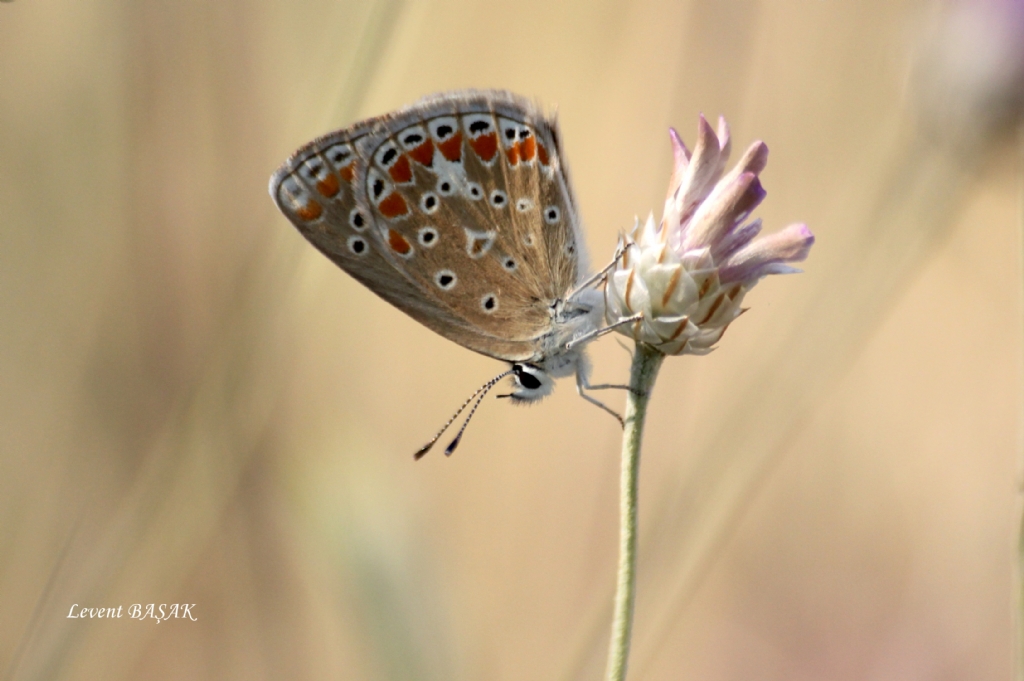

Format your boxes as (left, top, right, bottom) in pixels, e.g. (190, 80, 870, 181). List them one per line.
(270, 90, 586, 363)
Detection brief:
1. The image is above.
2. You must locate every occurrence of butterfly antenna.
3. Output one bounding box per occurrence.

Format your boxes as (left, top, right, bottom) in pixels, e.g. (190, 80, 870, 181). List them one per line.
(413, 369, 512, 460)
(442, 376, 505, 456)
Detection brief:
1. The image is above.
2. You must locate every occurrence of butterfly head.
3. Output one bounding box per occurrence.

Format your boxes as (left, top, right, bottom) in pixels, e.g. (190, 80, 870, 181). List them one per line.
(506, 361, 558, 402)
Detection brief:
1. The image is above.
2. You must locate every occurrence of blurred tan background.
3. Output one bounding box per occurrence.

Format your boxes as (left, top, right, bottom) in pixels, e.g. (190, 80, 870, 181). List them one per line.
(1, 0, 1021, 679)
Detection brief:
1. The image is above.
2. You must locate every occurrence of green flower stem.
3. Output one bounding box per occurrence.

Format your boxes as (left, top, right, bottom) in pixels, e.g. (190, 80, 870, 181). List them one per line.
(605, 342, 665, 681)
(1018, 510, 1023, 681)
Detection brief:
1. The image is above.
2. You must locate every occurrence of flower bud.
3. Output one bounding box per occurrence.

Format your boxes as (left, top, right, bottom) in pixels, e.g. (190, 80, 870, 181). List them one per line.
(605, 116, 813, 355)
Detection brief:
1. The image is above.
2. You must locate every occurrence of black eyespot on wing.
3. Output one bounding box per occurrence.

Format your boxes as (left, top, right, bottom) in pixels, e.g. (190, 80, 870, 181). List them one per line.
(347, 235, 368, 256)
(420, 192, 439, 214)
(469, 120, 490, 133)
(437, 124, 453, 138)
(373, 178, 385, 198)
(434, 269, 457, 290)
(418, 226, 439, 247)
(381, 148, 398, 165)
(403, 133, 423, 145)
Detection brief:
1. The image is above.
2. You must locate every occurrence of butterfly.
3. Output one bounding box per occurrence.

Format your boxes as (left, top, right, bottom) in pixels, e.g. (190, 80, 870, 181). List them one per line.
(269, 90, 635, 457)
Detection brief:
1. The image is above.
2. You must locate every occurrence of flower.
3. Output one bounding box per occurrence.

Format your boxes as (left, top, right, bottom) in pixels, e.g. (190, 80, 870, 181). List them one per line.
(911, 0, 1024, 146)
(604, 115, 814, 355)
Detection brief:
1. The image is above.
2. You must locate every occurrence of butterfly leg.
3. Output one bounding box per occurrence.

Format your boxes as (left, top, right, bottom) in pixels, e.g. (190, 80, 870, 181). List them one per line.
(576, 371, 625, 427)
(566, 243, 627, 299)
(585, 381, 646, 398)
(564, 313, 642, 352)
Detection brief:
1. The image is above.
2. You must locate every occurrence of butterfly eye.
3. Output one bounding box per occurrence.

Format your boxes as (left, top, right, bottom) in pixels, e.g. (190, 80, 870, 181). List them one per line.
(513, 364, 543, 390)
(349, 208, 368, 231)
(418, 226, 439, 248)
(347, 235, 369, 256)
(466, 182, 483, 200)
(480, 294, 498, 313)
(544, 206, 561, 224)
(434, 270, 457, 291)
(489, 190, 507, 208)
(516, 198, 533, 212)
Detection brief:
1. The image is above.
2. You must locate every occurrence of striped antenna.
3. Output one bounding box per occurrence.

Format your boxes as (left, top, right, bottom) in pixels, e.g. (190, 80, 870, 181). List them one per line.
(413, 368, 512, 460)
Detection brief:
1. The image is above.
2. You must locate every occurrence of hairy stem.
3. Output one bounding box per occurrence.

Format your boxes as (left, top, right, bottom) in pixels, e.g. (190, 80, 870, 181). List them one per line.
(605, 343, 664, 681)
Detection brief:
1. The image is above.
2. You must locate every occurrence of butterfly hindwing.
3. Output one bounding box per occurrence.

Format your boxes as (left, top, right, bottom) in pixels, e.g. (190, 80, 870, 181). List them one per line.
(359, 92, 584, 335)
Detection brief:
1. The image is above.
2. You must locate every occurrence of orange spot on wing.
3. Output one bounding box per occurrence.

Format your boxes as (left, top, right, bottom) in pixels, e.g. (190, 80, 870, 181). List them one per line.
(296, 200, 323, 221)
(519, 136, 536, 162)
(316, 174, 340, 198)
(469, 132, 498, 162)
(438, 132, 462, 162)
(388, 154, 413, 184)
(387, 229, 412, 255)
(339, 164, 355, 182)
(408, 139, 434, 166)
(537, 143, 550, 166)
(378, 192, 409, 218)
(505, 142, 521, 165)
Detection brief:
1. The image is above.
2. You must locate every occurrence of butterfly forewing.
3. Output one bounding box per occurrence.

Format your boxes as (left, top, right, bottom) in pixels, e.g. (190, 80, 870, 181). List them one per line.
(270, 90, 586, 363)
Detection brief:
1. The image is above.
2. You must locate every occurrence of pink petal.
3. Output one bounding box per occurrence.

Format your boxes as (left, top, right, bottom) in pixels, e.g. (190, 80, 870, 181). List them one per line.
(733, 140, 769, 176)
(681, 171, 766, 251)
(715, 115, 731, 164)
(713, 218, 763, 260)
(672, 115, 731, 231)
(718, 223, 815, 284)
